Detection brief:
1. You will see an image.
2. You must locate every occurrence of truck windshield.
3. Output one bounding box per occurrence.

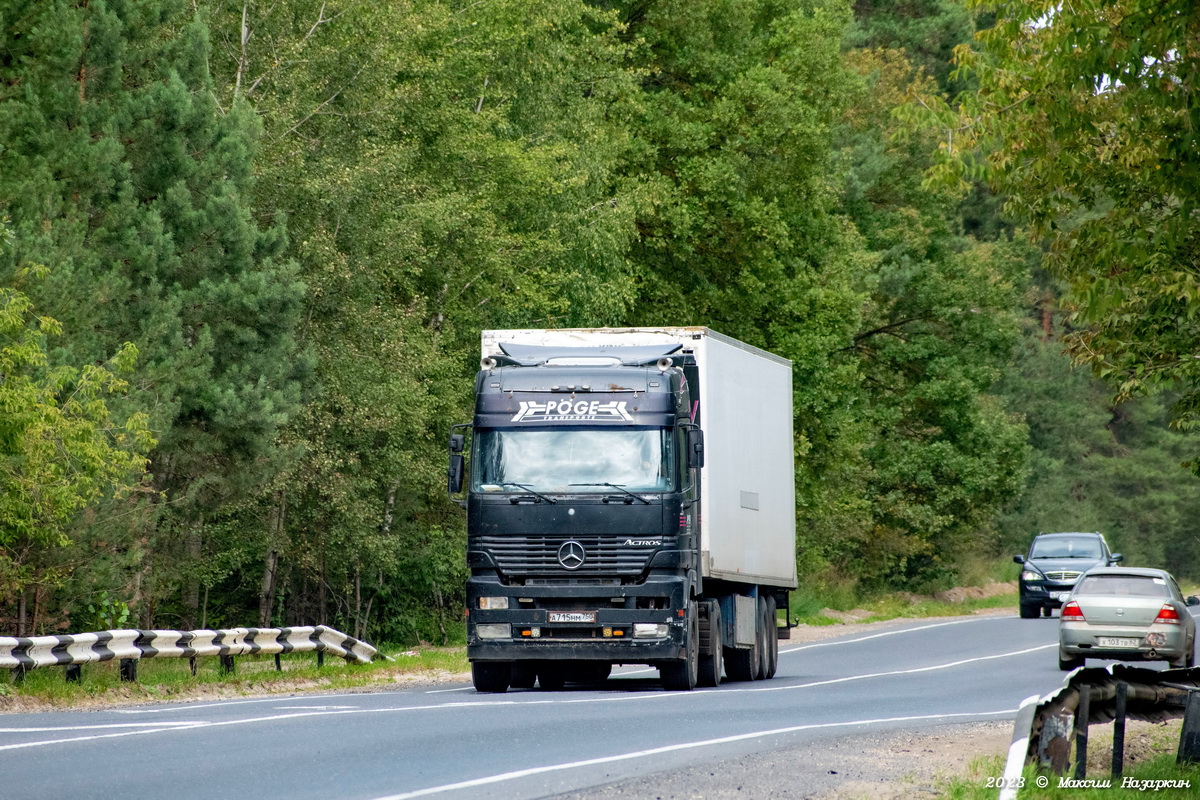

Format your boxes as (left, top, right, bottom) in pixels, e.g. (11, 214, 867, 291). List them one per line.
(473, 428, 674, 493)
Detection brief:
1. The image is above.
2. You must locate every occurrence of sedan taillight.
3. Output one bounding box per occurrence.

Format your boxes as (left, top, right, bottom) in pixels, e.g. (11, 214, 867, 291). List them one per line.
(1061, 601, 1086, 621)
(1153, 604, 1181, 625)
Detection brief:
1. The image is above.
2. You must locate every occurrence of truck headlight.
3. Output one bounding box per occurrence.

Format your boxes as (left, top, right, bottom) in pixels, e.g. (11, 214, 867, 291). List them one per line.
(1020, 571, 1041, 582)
(476, 623, 511, 639)
(633, 623, 669, 638)
(478, 596, 509, 610)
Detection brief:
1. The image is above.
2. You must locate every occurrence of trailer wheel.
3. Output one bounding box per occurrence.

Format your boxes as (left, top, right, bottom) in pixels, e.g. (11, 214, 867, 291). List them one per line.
(764, 594, 779, 679)
(698, 600, 723, 687)
(471, 662, 511, 693)
(724, 598, 760, 682)
(753, 596, 770, 680)
(510, 662, 537, 689)
(660, 603, 698, 691)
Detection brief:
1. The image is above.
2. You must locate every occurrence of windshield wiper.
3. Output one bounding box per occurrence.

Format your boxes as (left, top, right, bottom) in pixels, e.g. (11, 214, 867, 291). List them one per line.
(498, 482, 556, 504)
(569, 483, 652, 505)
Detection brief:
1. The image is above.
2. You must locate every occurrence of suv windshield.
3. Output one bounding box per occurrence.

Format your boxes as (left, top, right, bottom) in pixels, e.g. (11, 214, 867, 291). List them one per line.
(473, 427, 675, 493)
(1030, 536, 1103, 559)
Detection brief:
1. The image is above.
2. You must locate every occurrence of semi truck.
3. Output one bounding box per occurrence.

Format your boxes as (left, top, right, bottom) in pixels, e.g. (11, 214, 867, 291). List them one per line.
(447, 327, 796, 692)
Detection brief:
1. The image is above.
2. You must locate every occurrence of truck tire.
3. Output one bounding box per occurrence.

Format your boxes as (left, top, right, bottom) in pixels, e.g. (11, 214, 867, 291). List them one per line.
(753, 596, 770, 680)
(472, 662, 511, 693)
(510, 662, 537, 689)
(724, 597, 760, 682)
(764, 594, 779, 679)
(698, 601, 723, 688)
(660, 604, 699, 691)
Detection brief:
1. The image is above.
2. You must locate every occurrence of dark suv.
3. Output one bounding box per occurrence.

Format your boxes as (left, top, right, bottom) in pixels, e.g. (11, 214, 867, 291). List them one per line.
(1014, 532, 1122, 619)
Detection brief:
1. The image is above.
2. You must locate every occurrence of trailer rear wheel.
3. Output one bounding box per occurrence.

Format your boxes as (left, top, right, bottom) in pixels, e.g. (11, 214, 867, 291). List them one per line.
(764, 594, 779, 679)
(753, 596, 770, 680)
(724, 598, 760, 682)
(698, 600, 723, 687)
(471, 662, 511, 693)
(660, 603, 699, 691)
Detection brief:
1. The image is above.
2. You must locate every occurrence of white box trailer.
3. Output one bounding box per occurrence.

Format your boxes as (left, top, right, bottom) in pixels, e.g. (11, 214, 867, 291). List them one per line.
(481, 327, 796, 589)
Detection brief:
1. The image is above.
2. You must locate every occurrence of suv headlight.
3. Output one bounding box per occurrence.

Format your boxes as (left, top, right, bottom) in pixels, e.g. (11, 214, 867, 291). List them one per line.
(1020, 570, 1041, 582)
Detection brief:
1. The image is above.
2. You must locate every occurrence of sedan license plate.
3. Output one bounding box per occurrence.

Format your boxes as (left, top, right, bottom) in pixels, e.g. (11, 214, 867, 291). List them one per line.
(1097, 637, 1139, 648)
(548, 612, 596, 624)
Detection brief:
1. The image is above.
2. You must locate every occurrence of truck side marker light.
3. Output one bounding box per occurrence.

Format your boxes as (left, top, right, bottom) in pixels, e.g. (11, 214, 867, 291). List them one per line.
(613, 630, 625, 636)
(678, 609, 686, 617)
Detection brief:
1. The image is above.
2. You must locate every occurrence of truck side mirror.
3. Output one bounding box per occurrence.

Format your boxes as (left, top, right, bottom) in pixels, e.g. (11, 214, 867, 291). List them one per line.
(448, 454, 464, 495)
(687, 428, 705, 469)
(447, 430, 467, 497)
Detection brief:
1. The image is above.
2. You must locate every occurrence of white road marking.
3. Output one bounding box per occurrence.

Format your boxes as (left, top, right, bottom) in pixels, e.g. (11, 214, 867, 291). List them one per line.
(0, 642, 1050, 753)
(273, 705, 358, 710)
(780, 616, 1000, 654)
(112, 694, 346, 714)
(425, 687, 473, 694)
(747, 643, 1058, 693)
(368, 708, 1019, 799)
(0, 722, 203, 733)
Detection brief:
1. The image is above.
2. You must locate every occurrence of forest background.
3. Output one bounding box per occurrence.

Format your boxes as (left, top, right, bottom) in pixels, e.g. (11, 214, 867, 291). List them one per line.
(2, 0, 1198, 644)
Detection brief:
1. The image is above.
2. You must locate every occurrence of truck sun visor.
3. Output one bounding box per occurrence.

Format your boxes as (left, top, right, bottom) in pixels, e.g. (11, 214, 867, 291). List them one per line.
(497, 342, 683, 366)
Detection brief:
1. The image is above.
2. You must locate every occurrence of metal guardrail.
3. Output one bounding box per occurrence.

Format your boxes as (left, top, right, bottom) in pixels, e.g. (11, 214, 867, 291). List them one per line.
(1000, 664, 1200, 797)
(0, 625, 377, 682)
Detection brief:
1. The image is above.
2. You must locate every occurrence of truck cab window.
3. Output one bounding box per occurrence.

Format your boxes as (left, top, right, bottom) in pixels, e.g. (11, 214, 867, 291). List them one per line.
(474, 428, 675, 493)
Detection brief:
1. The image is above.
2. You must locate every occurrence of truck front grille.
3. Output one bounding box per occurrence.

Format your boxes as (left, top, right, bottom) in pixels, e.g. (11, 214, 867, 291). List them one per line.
(476, 535, 660, 576)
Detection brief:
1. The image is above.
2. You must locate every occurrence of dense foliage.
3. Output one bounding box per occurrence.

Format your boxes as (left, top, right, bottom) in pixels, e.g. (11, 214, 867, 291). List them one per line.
(2, 0, 1198, 641)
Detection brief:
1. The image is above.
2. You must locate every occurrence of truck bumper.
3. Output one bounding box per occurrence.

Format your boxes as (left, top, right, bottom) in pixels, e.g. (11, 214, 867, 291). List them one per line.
(466, 575, 689, 664)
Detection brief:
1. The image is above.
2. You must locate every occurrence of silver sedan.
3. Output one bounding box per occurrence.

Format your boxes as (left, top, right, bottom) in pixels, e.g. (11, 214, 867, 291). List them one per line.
(1058, 566, 1198, 670)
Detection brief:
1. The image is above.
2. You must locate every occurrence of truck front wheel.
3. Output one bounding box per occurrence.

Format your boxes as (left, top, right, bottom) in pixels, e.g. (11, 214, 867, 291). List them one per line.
(471, 662, 511, 693)
(698, 600, 723, 687)
(660, 604, 699, 691)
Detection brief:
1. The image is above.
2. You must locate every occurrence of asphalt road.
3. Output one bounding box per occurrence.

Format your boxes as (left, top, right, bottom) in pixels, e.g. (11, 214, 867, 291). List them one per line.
(0, 613, 1123, 799)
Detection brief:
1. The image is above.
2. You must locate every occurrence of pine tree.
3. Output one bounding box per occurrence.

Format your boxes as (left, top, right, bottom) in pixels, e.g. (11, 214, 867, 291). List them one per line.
(0, 0, 306, 630)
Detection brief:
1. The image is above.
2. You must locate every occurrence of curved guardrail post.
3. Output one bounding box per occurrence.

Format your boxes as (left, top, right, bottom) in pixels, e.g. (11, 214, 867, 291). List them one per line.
(999, 694, 1040, 800)
(1074, 682, 1090, 779)
(1112, 681, 1128, 779)
(1179, 690, 1200, 764)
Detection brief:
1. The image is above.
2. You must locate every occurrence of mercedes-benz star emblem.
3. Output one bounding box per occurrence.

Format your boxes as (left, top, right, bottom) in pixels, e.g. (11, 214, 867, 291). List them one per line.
(557, 541, 586, 570)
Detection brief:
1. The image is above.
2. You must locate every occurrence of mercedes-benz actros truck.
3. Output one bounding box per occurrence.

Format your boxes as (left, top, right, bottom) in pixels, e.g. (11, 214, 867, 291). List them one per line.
(448, 327, 796, 692)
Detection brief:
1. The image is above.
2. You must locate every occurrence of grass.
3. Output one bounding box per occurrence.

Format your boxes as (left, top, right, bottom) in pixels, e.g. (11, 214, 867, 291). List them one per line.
(940, 720, 1200, 798)
(788, 577, 1017, 626)
(0, 645, 470, 709)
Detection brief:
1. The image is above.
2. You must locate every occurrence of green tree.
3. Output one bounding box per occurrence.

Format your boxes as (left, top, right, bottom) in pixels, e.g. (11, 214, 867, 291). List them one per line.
(835, 45, 1030, 588)
(199, 0, 640, 637)
(918, 0, 1200, 444)
(0, 0, 307, 629)
(0, 261, 152, 634)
